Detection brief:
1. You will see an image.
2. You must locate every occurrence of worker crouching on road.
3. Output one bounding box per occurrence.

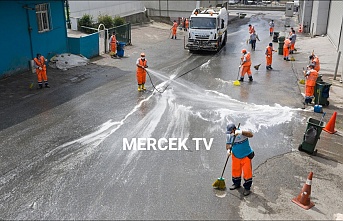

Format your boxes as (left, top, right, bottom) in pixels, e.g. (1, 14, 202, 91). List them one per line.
(226, 123, 254, 196)
(303, 63, 318, 105)
(239, 49, 253, 82)
(136, 53, 148, 91)
(265, 42, 276, 70)
(33, 53, 50, 89)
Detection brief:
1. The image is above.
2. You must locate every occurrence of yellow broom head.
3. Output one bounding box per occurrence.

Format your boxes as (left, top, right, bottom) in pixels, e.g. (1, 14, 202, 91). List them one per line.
(290, 56, 295, 61)
(29, 83, 34, 89)
(212, 177, 226, 190)
(299, 79, 305, 84)
(233, 80, 241, 86)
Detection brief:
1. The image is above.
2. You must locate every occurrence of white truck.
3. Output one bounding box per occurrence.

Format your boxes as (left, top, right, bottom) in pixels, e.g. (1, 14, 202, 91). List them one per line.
(186, 7, 228, 52)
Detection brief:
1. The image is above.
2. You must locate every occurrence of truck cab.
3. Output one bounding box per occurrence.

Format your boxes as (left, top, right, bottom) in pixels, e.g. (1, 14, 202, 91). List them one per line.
(186, 7, 228, 52)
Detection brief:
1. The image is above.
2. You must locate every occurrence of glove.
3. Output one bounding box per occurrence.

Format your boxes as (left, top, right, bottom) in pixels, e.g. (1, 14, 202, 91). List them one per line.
(267, 55, 271, 57)
(227, 149, 232, 155)
(39, 67, 42, 70)
(239, 65, 241, 68)
(235, 129, 242, 136)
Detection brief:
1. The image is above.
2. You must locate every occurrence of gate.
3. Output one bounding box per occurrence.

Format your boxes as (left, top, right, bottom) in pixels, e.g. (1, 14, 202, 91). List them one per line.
(98, 24, 106, 55)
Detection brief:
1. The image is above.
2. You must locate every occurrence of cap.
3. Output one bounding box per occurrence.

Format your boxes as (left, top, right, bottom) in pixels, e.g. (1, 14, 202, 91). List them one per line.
(269, 42, 273, 47)
(226, 123, 236, 134)
(241, 49, 247, 53)
(140, 53, 145, 57)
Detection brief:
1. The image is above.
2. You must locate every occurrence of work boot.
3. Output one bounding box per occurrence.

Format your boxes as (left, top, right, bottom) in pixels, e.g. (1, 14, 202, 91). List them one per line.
(249, 76, 253, 82)
(269, 66, 273, 70)
(266, 66, 270, 70)
(38, 84, 43, 89)
(239, 77, 244, 82)
(243, 189, 251, 196)
(45, 84, 50, 88)
(229, 184, 241, 190)
(142, 84, 146, 90)
(138, 85, 142, 92)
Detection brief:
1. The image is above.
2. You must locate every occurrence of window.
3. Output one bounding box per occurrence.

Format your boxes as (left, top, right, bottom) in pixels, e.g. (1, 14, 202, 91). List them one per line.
(35, 3, 50, 32)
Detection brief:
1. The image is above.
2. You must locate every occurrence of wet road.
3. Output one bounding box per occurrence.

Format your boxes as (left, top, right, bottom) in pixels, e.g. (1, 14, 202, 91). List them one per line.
(1, 11, 305, 219)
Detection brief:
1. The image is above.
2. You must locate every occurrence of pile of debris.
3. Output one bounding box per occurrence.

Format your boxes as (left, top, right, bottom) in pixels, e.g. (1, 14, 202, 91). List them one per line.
(49, 53, 89, 71)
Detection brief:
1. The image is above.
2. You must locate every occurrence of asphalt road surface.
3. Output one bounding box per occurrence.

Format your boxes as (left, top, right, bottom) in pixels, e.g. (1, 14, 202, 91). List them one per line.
(0, 11, 307, 219)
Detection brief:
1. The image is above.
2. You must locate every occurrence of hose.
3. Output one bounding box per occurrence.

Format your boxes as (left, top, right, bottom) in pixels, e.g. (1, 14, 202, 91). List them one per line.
(146, 49, 223, 94)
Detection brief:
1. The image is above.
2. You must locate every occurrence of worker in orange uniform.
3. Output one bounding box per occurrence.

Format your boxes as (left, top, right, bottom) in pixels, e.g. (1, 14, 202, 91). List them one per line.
(283, 37, 292, 61)
(185, 18, 189, 31)
(303, 63, 318, 105)
(34, 53, 50, 89)
(136, 53, 148, 91)
(171, 20, 178, 39)
(239, 49, 253, 82)
(265, 42, 276, 70)
(248, 24, 255, 34)
(226, 123, 254, 196)
(110, 32, 117, 57)
(269, 20, 274, 36)
(309, 54, 320, 72)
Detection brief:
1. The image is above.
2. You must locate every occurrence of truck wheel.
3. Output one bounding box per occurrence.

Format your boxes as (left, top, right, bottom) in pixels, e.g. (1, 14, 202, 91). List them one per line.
(222, 31, 227, 46)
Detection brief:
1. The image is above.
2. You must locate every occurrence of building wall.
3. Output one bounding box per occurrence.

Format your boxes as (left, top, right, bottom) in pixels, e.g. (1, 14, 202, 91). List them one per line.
(0, 1, 68, 77)
(300, 0, 313, 33)
(69, 1, 146, 22)
(311, 0, 330, 36)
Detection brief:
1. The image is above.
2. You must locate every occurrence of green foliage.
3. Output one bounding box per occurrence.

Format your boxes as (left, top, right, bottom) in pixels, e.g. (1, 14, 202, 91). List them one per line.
(78, 14, 93, 28)
(98, 14, 114, 28)
(113, 16, 125, 27)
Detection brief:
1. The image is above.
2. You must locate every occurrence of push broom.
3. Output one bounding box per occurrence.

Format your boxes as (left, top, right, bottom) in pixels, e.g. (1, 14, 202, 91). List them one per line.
(212, 123, 240, 190)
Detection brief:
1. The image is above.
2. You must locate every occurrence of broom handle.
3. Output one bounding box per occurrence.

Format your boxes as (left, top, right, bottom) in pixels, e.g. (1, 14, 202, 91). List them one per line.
(220, 123, 240, 178)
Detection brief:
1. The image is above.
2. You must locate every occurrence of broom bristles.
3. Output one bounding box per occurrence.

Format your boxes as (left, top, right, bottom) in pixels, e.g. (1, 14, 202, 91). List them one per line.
(212, 177, 226, 190)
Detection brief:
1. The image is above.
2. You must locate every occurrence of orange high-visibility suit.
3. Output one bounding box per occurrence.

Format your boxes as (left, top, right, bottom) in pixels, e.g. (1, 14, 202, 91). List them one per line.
(269, 21, 274, 36)
(241, 52, 252, 78)
(305, 69, 318, 100)
(265, 45, 273, 67)
(110, 34, 117, 53)
(34, 55, 48, 88)
(136, 58, 148, 85)
(312, 56, 320, 72)
(283, 38, 291, 60)
(171, 21, 178, 39)
(185, 19, 189, 30)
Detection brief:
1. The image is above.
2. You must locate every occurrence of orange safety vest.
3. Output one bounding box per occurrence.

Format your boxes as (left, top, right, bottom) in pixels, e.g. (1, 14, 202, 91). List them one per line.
(241, 52, 251, 67)
(137, 58, 147, 74)
(306, 69, 318, 87)
(185, 19, 189, 28)
(283, 39, 291, 48)
(265, 46, 272, 56)
(312, 57, 320, 72)
(111, 35, 116, 44)
(34, 56, 46, 70)
(249, 26, 254, 34)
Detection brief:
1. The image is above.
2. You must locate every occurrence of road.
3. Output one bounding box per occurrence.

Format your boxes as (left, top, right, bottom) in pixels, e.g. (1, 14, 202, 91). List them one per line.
(1, 11, 309, 219)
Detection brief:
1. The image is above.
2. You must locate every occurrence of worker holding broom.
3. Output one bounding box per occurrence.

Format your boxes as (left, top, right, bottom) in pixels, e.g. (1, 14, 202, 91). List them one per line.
(303, 63, 318, 106)
(265, 42, 276, 70)
(239, 49, 253, 82)
(226, 123, 254, 196)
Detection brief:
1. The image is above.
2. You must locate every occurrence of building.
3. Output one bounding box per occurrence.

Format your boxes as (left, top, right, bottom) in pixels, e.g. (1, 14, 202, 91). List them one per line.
(298, 0, 343, 51)
(0, 0, 68, 77)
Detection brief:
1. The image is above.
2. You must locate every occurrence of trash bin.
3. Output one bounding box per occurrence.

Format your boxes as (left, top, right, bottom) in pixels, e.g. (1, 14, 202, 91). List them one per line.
(278, 36, 285, 55)
(116, 42, 126, 57)
(314, 81, 332, 106)
(298, 117, 325, 155)
(272, 32, 279, 42)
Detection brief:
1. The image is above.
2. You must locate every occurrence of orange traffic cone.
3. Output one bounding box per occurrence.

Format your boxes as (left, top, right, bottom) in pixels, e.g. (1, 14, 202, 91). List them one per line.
(298, 24, 302, 33)
(292, 172, 315, 210)
(323, 111, 337, 134)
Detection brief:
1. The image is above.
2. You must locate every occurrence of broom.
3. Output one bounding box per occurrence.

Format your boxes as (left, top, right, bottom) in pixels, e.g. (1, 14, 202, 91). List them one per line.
(253, 64, 261, 70)
(233, 66, 241, 86)
(212, 123, 240, 190)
